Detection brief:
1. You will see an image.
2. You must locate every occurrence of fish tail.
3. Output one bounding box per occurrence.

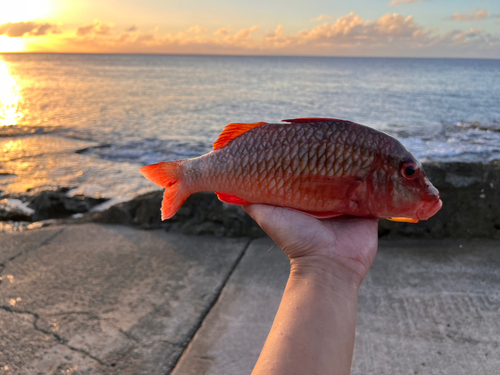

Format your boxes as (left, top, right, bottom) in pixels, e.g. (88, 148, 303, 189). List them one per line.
(140, 161, 190, 220)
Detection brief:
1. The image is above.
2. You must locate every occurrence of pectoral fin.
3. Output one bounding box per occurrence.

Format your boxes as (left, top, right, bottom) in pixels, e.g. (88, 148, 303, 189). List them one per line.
(294, 209, 343, 219)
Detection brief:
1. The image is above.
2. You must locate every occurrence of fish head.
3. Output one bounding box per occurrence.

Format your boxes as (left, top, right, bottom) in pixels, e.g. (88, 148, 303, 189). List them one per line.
(368, 143, 442, 221)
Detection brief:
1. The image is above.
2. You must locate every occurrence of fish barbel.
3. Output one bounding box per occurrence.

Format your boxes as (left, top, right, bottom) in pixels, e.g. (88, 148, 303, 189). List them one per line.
(140, 118, 442, 221)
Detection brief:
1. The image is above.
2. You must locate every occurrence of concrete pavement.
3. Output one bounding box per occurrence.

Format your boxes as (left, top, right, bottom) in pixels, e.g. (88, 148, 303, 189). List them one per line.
(0, 225, 249, 374)
(0, 224, 499, 374)
(172, 238, 500, 375)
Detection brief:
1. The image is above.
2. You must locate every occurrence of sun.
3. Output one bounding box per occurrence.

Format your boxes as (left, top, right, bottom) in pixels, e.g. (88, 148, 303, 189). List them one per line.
(0, 0, 51, 24)
(0, 36, 26, 53)
(0, 0, 53, 52)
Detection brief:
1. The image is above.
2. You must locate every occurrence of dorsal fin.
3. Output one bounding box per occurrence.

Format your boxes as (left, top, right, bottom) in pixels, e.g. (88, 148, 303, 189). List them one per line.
(213, 122, 268, 150)
(282, 117, 343, 124)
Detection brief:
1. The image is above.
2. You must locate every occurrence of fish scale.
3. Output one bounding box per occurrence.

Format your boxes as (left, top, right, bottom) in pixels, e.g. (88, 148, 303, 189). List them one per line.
(189, 121, 379, 211)
(140, 118, 442, 221)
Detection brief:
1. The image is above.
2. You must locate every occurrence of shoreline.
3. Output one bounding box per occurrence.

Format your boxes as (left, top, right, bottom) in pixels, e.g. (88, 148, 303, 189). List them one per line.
(1, 160, 499, 239)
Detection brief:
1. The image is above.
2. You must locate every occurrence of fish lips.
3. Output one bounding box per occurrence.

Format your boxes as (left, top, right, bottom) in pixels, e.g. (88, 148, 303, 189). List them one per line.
(416, 198, 443, 220)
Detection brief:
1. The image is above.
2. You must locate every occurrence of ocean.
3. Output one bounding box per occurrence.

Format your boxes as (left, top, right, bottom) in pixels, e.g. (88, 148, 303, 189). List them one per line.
(1, 53, 499, 204)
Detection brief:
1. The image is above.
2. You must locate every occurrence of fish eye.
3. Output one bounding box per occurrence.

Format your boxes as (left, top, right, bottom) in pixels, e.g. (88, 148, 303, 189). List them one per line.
(401, 161, 418, 180)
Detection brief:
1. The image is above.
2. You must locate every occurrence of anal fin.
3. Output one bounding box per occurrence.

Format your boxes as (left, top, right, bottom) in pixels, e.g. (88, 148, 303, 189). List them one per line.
(386, 217, 419, 223)
(215, 192, 251, 205)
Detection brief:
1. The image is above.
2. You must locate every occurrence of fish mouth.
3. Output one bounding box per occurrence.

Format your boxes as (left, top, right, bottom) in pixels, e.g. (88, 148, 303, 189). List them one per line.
(416, 199, 443, 220)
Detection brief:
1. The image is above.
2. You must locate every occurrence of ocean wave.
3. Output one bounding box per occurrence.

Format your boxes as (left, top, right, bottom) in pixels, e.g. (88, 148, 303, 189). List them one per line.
(383, 121, 500, 163)
(0, 125, 62, 137)
(4, 120, 499, 168)
(79, 138, 211, 165)
(82, 120, 500, 166)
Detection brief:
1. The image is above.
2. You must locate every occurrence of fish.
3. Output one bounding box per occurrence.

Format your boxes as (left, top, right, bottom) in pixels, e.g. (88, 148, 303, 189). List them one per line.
(140, 118, 442, 222)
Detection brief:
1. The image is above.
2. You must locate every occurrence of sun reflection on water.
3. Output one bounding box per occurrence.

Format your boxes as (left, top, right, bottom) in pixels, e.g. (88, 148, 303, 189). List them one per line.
(0, 60, 23, 126)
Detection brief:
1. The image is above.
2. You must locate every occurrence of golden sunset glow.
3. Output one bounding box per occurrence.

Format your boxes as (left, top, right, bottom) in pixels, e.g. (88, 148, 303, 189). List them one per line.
(0, 0, 51, 24)
(0, 0, 498, 57)
(0, 60, 23, 126)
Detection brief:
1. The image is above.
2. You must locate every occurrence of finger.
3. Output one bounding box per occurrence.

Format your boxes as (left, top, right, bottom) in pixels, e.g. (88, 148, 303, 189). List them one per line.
(244, 204, 313, 228)
(244, 204, 321, 241)
(243, 204, 286, 231)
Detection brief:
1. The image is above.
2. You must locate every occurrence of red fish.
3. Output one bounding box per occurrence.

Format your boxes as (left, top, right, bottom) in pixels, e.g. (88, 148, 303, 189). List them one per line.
(140, 118, 442, 222)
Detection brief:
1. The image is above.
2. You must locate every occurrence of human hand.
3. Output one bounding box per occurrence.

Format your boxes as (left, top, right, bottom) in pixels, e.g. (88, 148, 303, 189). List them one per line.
(244, 204, 379, 287)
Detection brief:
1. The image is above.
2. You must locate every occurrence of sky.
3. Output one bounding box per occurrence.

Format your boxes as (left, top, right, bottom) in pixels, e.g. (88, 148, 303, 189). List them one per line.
(0, 0, 499, 58)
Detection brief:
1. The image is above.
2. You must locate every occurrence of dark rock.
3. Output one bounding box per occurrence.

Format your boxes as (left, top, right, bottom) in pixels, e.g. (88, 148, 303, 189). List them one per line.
(0, 199, 34, 222)
(90, 191, 161, 226)
(90, 161, 500, 239)
(75, 143, 112, 154)
(91, 204, 135, 225)
(28, 188, 108, 221)
(132, 191, 163, 226)
(91, 191, 265, 237)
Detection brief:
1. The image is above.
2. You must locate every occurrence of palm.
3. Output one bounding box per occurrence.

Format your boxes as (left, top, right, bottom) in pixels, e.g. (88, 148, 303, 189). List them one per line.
(244, 204, 379, 281)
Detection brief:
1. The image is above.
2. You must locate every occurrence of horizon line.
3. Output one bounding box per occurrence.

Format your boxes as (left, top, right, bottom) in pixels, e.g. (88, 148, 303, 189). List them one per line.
(1, 52, 499, 61)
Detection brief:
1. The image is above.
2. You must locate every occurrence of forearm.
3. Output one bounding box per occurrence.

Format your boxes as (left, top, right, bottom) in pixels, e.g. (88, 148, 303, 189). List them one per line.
(251, 258, 360, 375)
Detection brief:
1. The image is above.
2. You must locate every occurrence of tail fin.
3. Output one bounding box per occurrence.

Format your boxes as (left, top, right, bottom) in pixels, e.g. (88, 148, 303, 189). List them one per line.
(140, 161, 190, 220)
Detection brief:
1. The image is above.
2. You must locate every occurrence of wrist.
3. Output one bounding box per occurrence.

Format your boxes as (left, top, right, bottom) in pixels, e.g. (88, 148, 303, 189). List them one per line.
(289, 255, 365, 291)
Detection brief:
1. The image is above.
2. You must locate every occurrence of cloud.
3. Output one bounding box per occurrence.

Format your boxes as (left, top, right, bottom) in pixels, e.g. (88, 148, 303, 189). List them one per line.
(232, 25, 259, 40)
(187, 25, 206, 34)
(126, 26, 137, 32)
(72, 13, 431, 54)
(0, 22, 59, 37)
(283, 12, 428, 47)
(214, 28, 228, 36)
(451, 28, 480, 43)
(77, 20, 114, 36)
(24, 12, 498, 58)
(313, 15, 334, 22)
(76, 25, 93, 36)
(389, 0, 420, 5)
(449, 8, 489, 21)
